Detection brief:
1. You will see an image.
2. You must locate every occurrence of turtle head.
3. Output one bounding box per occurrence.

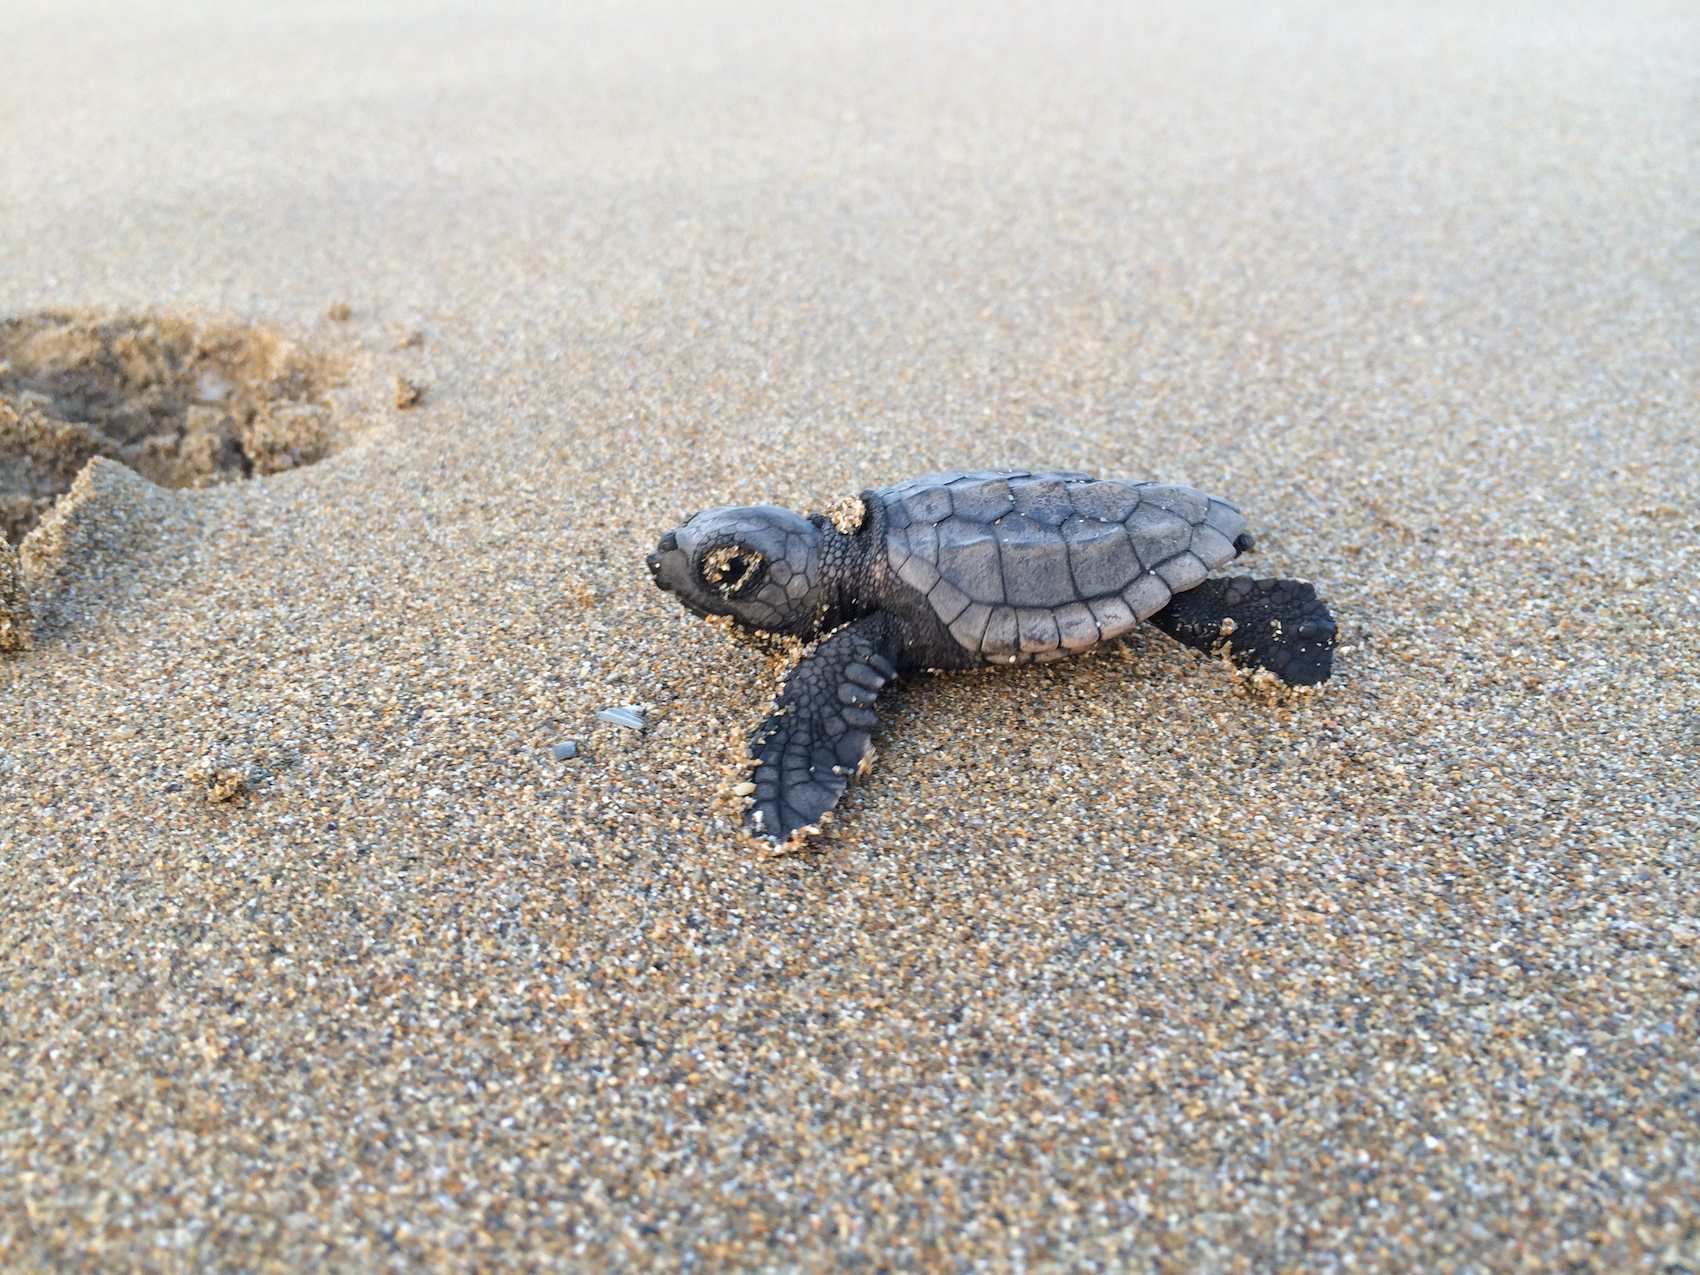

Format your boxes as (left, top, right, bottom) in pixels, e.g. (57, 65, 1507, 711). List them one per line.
(647, 505, 828, 636)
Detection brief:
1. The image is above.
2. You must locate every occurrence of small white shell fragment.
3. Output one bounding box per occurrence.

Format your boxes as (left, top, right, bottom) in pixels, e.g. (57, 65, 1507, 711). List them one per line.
(731, 781, 756, 797)
(597, 706, 647, 731)
(550, 739, 579, 760)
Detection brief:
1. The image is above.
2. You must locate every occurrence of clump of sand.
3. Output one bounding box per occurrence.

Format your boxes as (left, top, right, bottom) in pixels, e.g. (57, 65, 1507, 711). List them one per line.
(0, 539, 27, 650)
(392, 375, 425, 409)
(822, 492, 867, 534)
(0, 311, 344, 544)
(186, 748, 263, 804)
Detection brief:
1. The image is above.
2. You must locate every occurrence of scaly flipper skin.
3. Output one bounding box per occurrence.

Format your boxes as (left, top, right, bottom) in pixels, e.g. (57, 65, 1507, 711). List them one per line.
(747, 613, 900, 844)
(1147, 576, 1337, 686)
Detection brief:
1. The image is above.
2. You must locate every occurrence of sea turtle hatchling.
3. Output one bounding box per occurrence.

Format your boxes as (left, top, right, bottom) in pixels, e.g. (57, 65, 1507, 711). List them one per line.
(647, 469, 1337, 845)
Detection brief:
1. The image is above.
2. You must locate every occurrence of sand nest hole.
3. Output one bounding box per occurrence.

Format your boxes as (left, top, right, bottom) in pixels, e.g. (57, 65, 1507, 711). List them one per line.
(1, 311, 346, 544)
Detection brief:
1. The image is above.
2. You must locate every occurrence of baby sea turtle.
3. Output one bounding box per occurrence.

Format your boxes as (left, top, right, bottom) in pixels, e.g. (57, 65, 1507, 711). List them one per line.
(648, 469, 1336, 845)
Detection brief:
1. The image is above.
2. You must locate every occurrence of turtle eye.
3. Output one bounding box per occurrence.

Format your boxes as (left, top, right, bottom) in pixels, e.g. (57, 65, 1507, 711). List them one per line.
(701, 545, 765, 596)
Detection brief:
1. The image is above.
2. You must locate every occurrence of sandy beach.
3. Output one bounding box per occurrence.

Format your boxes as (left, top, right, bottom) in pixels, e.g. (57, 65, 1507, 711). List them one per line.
(3, 1, 1697, 1268)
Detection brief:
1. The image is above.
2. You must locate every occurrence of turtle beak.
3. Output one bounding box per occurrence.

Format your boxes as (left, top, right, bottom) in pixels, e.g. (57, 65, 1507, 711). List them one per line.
(648, 530, 679, 592)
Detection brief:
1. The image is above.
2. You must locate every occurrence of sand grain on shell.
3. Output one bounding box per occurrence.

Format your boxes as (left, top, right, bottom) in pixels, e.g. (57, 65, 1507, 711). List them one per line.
(3, 1, 1699, 1270)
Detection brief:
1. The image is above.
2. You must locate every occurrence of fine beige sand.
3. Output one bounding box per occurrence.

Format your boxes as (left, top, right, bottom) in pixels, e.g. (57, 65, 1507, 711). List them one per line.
(3, 2, 1697, 1269)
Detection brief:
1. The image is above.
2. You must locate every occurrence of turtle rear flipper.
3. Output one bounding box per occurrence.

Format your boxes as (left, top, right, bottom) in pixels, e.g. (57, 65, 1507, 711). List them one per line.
(746, 613, 900, 845)
(1149, 576, 1337, 686)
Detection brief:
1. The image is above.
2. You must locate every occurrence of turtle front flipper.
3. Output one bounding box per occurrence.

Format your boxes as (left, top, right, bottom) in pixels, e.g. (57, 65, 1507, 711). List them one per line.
(746, 613, 900, 845)
(1148, 576, 1337, 686)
